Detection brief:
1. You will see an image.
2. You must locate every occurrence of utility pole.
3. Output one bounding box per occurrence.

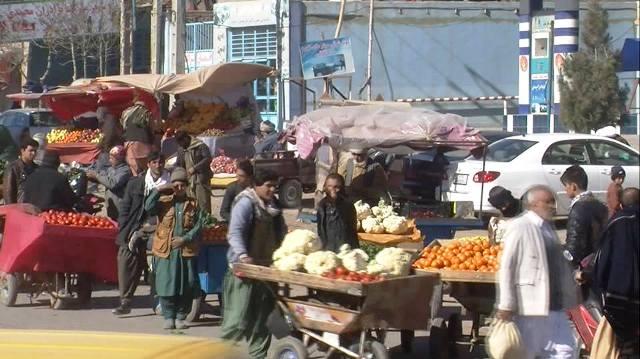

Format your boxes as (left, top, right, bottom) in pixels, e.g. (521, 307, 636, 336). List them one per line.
(635, 0, 639, 136)
(150, 0, 163, 74)
(119, 0, 131, 74)
(170, 0, 185, 74)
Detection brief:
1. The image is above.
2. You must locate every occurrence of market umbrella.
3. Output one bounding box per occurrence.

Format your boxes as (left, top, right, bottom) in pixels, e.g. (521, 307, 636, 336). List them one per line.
(95, 74, 177, 94)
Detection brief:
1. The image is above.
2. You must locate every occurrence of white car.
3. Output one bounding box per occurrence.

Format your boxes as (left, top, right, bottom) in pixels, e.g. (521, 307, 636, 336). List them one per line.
(443, 133, 639, 216)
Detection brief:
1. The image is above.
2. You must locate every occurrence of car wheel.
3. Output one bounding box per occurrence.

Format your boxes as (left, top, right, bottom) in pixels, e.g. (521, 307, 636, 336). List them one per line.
(278, 179, 302, 208)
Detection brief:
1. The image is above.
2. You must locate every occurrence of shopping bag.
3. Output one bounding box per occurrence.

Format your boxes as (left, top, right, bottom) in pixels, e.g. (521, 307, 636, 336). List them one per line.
(486, 318, 527, 359)
(590, 317, 620, 359)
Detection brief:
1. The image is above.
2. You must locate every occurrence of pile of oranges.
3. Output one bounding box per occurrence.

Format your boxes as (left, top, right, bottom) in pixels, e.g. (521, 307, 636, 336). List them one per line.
(413, 237, 502, 272)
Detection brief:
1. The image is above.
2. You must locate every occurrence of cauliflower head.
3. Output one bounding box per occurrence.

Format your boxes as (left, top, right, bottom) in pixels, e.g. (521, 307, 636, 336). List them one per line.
(273, 253, 307, 271)
(361, 216, 385, 234)
(371, 200, 395, 219)
(304, 251, 341, 275)
(374, 247, 413, 277)
(354, 200, 372, 221)
(273, 229, 322, 261)
(337, 244, 370, 272)
(382, 215, 409, 235)
(366, 261, 386, 275)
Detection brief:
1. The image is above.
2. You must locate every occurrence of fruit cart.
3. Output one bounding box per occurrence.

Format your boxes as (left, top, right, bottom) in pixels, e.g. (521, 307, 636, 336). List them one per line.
(233, 263, 439, 359)
(413, 239, 498, 356)
(0, 206, 118, 309)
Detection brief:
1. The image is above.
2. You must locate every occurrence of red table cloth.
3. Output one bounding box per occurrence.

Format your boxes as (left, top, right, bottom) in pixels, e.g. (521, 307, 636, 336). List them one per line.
(47, 143, 101, 165)
(0, 207, 118, 282)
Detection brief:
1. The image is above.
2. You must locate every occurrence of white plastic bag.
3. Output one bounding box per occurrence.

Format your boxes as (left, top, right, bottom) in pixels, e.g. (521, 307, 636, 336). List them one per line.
(486, 318, 527, 359)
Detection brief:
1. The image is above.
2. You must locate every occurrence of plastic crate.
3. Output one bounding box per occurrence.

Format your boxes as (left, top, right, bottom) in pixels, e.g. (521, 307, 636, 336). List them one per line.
(198, 244, 229, 294)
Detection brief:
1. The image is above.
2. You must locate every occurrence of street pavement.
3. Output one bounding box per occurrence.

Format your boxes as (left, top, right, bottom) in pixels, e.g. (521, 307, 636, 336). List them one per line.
(0, 192, 569, 358)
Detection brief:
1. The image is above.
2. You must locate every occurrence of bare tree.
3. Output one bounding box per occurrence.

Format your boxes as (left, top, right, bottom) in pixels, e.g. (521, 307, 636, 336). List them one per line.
(34, 0, 120, 82)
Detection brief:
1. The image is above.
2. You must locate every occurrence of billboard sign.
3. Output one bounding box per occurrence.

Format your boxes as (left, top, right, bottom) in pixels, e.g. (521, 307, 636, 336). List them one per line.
(300, 37, 355, 80)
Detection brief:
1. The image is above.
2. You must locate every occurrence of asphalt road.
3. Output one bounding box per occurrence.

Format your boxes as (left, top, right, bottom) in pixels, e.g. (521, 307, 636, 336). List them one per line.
(0, 192, 569, 358)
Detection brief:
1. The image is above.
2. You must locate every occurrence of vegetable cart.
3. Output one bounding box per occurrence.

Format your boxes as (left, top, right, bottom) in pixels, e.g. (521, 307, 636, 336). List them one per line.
(0, 205, 118, 309)
(233, 263, 439, 359)
(414, 239, 497, 355)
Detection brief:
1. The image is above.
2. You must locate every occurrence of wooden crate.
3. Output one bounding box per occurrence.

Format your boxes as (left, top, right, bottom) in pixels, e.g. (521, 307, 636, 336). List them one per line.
(413, 239, 497, 284)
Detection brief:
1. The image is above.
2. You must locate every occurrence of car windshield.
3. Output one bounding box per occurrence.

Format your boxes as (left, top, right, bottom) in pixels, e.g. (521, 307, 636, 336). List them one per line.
(469, 138, 537, 162)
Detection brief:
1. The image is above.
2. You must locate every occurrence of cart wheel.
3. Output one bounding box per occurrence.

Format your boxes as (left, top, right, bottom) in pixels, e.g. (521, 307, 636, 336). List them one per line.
(76, 274, 92, 306)
(186, 290, 206, 322)
(429, 318, 449, 359)
(271, 336, 308, 359)
(0, 273, 19, 307)
(348, 340, 389, 359)
(279, 180, 302, 209)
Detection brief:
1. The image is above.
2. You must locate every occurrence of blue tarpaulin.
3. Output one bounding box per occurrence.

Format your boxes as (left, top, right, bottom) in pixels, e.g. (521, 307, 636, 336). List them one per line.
(620, 38, 640, 72)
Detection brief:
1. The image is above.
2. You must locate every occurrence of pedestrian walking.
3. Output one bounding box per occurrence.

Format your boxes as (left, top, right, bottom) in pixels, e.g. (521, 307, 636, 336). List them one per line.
(86, 145, 132, 220)
(221, 169, 286, 359)
(175, 130, 212, 214)
(560, 165, 608, 294)
(146, 167, 204, 330)
(220, 159, 253, 221)
(3, 137, 38, 204)
(112, 151, 169, 316)
(496, 185, 578, 359)
(122, 101, 154, 176)
(316, 173, 358, 252)
(606, 165, 625, 218)
(593, 187, 639, 357)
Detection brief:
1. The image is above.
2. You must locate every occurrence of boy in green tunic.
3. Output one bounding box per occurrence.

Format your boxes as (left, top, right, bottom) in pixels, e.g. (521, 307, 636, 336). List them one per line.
(146, 167, 204, 330)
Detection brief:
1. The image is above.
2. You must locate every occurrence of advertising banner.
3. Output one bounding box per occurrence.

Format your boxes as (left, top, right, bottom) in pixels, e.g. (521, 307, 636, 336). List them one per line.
(300, 37, 355, 80)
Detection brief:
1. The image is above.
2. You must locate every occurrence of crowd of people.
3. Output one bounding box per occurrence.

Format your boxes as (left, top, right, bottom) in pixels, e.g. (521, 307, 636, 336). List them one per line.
(1, 102, 637, 359)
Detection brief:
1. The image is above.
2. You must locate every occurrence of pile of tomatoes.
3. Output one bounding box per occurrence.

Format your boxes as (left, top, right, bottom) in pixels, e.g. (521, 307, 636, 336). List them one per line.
(40, 210, 115, 229)
(413, 237, 502, 272)
(321, 266, 383, 283)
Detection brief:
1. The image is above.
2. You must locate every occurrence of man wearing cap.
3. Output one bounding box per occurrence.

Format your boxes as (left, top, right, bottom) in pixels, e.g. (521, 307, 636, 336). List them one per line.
(146, 167, 204, 330)
(175, 130, 212, 213)
(23, 151, 78, 212)
(87, 145, 132, 220)
(487, 186, 522, 244)
(254, 120, 281, 158)
(338, 146, 389, 205)
(606, 165, 626, 218)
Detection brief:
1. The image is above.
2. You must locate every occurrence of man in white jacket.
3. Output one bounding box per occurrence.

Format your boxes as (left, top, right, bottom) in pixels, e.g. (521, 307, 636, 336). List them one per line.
(496, 185, 578, 359)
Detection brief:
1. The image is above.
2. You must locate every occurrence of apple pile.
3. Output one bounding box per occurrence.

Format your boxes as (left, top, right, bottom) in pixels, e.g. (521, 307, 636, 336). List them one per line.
(321, 266, 383, 283)
(47, 129, 102, 144)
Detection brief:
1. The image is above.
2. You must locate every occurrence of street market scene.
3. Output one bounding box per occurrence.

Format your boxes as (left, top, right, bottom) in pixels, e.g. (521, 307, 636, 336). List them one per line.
(0, 0, 639, 358)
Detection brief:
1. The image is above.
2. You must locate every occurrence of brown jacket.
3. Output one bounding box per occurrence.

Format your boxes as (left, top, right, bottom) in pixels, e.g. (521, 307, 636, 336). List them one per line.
(3, 159, 37, 204)
(606, 182, 622, 218)
(151, 194, 200, 258)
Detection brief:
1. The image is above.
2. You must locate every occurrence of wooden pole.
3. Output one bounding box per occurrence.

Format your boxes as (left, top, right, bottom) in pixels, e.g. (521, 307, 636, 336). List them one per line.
(170, 0, 185, 74)
(150, 0, 163, 74)
(119, 0, 131, 74)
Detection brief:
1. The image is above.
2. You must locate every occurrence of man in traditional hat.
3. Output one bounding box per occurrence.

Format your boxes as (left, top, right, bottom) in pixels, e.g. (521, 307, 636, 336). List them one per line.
(146, 167, 204, 330)
(87, 145, 132, 220)
(23, 151, 78, 212)
(175, 130, 212, 213)
(337, 146, 389, 205)
(254, 120, 281, 158)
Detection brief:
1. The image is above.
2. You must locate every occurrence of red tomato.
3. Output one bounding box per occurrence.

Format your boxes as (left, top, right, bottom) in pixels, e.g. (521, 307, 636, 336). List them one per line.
(335, 266, 348, 276)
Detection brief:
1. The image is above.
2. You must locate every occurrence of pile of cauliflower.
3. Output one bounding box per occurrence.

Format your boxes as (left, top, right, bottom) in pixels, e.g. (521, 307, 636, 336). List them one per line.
(355, 200, 410, 235)
(271, 228, 413, 278)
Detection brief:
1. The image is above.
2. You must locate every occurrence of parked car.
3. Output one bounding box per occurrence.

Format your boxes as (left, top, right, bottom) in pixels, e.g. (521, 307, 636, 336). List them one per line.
(443, 133, 640, 216)
(445, 130, 522, 162)
(0, 108, 63, 145)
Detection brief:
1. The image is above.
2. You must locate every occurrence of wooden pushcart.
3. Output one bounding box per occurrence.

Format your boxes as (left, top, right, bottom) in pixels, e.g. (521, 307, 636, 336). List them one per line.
(234, 263, 439, 359)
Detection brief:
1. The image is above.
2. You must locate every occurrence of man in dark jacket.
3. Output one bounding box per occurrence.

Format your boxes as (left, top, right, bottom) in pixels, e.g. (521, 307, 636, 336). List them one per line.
(23, 151, 78, 211)
(87, 145, 132, 220)
(113, 151, 168, 315)
(316, 173, 358, 252)
(594, 187, 639, 356)
(3, 138, 38, 204)
(561, 165, 608, 270)
(220, 159, 253, 221)
(175, 130, 212, 213)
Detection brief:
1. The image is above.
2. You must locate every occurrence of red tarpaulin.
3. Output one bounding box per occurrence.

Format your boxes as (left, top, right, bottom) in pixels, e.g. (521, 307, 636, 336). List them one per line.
(0, 207, 118, 283)
(46, 143, 101, 165)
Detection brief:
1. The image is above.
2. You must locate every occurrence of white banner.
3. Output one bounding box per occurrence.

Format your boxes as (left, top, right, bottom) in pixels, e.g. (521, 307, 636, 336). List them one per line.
(0, 0, 118, 42)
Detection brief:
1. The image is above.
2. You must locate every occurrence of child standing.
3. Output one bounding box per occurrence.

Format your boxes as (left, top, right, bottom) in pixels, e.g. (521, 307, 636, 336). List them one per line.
(606, 165, 626, 218)
(316, 173, 358, 252)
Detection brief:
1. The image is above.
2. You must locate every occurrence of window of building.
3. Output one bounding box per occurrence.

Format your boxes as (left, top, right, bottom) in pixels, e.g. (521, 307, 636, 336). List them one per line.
(228, 26, 278, 125)
(186, 21, 215, 72)
(533, 37, 548, 58)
